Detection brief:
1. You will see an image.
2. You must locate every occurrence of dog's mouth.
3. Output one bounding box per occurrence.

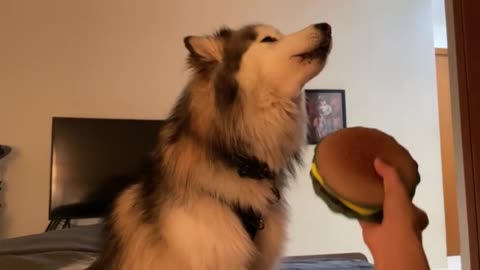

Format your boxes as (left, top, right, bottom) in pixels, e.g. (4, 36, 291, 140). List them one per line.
(294, 38, 332, 61)
(294, 23, 332, 62)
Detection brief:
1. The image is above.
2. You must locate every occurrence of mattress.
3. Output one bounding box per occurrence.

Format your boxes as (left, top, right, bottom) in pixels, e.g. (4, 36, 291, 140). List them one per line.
(0, 225, 373, 270)
(281, 258, 373, 270)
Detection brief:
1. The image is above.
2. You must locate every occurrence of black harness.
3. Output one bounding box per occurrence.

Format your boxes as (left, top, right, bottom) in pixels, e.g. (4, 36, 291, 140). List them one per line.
(232, 205, 265, 240)
(228, 154, 278, 240)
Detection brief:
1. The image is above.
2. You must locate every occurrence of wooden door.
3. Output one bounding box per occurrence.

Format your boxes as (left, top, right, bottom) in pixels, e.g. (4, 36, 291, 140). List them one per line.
(450, 0, 480, 268)
(436, 48, 460, 256)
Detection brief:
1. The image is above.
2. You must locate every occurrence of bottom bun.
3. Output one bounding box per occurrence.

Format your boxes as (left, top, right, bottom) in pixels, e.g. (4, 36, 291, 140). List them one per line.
(310, 166, 384, 223)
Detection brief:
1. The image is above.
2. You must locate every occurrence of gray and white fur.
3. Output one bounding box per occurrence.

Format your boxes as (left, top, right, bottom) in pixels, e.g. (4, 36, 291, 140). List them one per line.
(68, 22, 332, 270)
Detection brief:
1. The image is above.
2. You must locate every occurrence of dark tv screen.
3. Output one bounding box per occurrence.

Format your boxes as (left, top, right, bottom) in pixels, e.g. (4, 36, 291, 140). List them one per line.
(49, 117, 164, 220)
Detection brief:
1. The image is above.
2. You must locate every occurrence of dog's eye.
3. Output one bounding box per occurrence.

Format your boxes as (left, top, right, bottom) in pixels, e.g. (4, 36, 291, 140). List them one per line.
(261, 36, 277, 43)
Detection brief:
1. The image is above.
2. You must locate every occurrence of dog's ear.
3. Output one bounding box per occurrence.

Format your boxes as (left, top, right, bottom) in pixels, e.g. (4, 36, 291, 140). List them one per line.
(184, 36, 223, 63)
(184, 27, 231, 72)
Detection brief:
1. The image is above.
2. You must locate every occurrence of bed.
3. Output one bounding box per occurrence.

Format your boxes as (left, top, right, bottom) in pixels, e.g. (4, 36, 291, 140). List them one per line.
(0, 224, 373, 269)
(0, 117, 374, 269)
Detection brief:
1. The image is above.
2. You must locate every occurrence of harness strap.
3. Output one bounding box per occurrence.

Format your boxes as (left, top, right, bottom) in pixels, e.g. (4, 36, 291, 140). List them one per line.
(208, 148, 278, 240)
(232, 205, 264, 240)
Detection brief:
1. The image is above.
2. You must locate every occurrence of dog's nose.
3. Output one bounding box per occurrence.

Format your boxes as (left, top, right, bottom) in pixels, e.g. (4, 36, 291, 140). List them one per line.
(314, 23, 331, 36)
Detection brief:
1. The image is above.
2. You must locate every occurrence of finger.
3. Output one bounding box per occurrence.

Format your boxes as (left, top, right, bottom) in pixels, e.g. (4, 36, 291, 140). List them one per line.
(374, 158, 410, 204)
(408, 206, 428, 243)
(359, 220, 377, 231)
(358, 221, 377, 246)
(416, 229, 423, 244)
(413, 206, 429, 232)
(374, 158, 414, 222)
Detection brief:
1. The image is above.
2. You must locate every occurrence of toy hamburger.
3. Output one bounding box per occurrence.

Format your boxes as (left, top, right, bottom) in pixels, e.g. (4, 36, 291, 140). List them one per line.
(310, 127, 420, 223)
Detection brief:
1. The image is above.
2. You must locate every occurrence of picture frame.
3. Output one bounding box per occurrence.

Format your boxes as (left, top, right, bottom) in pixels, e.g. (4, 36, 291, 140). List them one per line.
(305, 89, 347, 144)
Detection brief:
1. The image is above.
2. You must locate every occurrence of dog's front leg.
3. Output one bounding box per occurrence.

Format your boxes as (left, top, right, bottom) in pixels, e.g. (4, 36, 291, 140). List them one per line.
(250, 202, 288, 270)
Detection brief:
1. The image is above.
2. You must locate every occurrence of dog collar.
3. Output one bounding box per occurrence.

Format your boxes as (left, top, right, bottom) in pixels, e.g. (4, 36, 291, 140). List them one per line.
(231, 154, 276, 180)
(209, 142, 276, 180)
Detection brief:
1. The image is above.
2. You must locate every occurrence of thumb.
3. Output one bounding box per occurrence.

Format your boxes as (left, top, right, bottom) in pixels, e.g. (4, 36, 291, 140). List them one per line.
(374, 158, 410, 205)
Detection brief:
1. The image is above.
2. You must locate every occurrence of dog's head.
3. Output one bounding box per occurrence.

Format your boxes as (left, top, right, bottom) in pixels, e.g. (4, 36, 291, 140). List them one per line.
(173, 23, 332, 170)
(184, 23, 332, 101)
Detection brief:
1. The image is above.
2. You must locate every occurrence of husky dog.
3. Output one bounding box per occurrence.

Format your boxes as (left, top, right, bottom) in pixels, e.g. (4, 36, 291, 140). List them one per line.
(83, 22, 332, 270)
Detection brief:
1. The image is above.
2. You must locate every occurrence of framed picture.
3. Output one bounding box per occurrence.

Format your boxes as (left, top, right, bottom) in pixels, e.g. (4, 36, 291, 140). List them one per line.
(305, 89, 346, 144)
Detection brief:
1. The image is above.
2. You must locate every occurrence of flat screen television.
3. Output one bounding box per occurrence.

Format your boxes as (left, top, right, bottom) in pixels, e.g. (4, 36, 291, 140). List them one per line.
(48, 117, 165, 220)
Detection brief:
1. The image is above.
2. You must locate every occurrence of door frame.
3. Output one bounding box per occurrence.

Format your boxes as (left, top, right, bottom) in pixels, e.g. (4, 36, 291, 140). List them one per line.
(446, 0, 480, 269)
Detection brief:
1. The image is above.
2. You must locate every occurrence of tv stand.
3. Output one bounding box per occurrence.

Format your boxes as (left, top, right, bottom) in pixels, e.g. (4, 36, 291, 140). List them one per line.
(45, 218, 71, 231)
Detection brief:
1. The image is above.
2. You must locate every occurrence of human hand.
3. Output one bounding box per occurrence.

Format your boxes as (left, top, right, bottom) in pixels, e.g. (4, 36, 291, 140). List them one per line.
(359, 158, 430, 270)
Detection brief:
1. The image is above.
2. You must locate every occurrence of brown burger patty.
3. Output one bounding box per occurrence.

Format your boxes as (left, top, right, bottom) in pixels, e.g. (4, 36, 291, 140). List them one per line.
(314, 127, 419, 206)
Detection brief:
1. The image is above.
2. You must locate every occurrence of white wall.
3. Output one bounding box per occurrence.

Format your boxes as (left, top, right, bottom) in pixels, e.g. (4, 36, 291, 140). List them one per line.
(432, 0, 448, 48)
(0, 0, 446, 268)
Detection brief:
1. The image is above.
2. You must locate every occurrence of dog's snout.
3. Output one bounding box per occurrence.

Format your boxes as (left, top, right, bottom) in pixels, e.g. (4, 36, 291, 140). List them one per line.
(314, 23, 331, 36)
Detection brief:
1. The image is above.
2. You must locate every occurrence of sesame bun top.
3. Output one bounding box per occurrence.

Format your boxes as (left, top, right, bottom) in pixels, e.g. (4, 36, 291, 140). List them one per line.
(313, 127, 420, 207)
